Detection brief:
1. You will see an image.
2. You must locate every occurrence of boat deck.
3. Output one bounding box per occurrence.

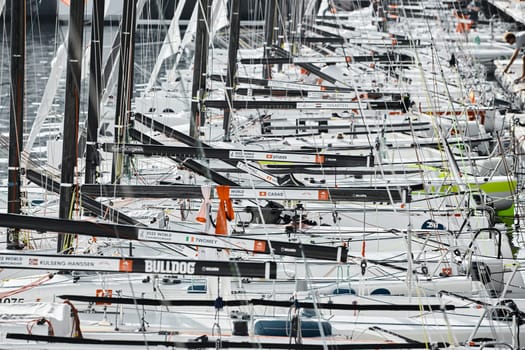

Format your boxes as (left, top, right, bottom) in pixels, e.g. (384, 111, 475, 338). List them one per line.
(488, 0, 525, 24)
(494, 59, 525, 107)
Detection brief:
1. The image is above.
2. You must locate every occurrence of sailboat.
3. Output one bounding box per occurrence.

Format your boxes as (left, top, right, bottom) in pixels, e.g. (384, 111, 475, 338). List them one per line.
(2, 0, 525, 349)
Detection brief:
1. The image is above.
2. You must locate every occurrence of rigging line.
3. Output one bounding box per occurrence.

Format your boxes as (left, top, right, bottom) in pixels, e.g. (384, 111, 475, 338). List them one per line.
(274, 0, 287, 51)
(335, 44, 407, 209)
(232, 144, 276, 261)
(495, 131, 518, 207)
(197, 0, 227, 95)
(428, 39, 479, 183)
(300, 239, 330, 350)
(403, 131, 440, 219)
(0, 10, 6, 148)
(399, 16, 444, 158)
(219, 27, 348, 255)
(413, 272, 433, 349)
(291, 116, 344, 241)
(328, 47, 399, 211)
(407, 114, 438, 198)
(403, 113, 447, 214)
(403, 12, 469, 218)
(103, 2, 160, 329)
(310, 2, 349, 64)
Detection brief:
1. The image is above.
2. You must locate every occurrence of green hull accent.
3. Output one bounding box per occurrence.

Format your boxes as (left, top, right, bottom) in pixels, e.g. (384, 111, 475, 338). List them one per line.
(442, 179, 516, 194)
(496, 205, 515, 227)
(443, 179, 516, 225)
(416, 179, 517, 223)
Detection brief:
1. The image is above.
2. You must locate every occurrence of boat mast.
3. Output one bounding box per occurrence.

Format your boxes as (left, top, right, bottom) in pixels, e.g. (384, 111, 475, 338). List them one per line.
(278, 0, 288, 67)
(222, 0, 240, 142)
(57, 1, 85, 253)
(102, 0, 147, 111)
(111, 0, 138, 183)
(291, 0, 305, 55)
(190, 0, 211, 139)
(7, 0, 26, 249)
(85, 0, 105, 185)
(263, 0, 277, 79)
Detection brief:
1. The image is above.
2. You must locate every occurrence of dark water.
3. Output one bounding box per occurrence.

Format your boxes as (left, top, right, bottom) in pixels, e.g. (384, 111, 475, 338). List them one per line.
(0, 21, 59, 178)
(0, 18, 167, 180)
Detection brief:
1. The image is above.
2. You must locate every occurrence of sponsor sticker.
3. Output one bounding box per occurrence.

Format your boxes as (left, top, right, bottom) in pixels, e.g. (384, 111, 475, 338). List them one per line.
(119, 259, 133, 272)
(144, 260, 195, 274)
(318, 190, 329, 201)
(138, 229, 174, 243)
(253, 240, 267, 253)
(95, 289, 112, 305)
